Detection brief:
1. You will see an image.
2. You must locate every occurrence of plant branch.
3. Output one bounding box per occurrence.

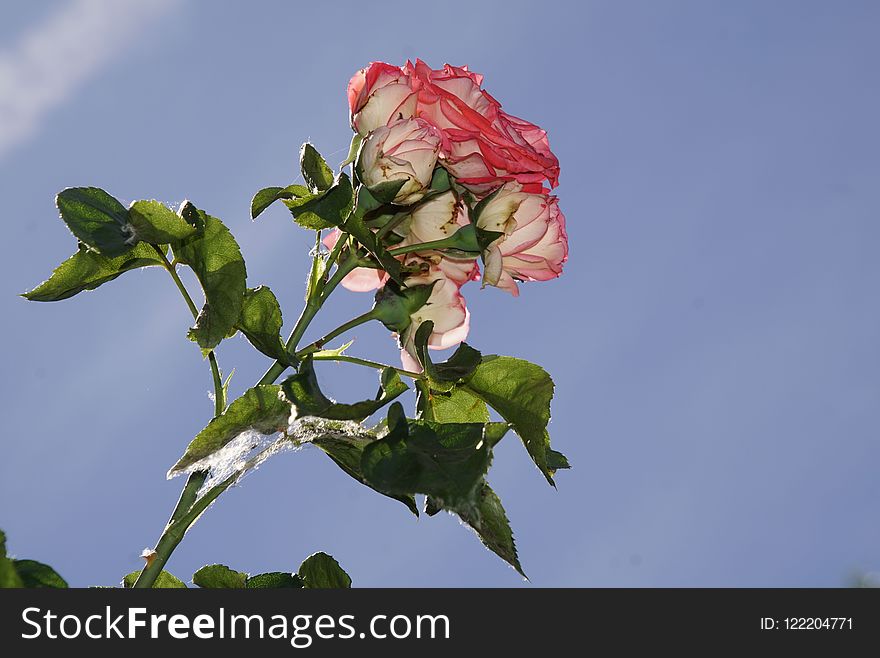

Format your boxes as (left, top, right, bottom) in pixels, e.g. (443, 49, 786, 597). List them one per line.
(312, 353, 424, 379)
(258, 252, 361, 385)
(294, 309, 378, 360)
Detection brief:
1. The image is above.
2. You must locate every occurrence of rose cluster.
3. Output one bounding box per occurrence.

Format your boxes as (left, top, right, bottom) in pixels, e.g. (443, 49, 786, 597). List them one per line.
(336, 60, 568, 368)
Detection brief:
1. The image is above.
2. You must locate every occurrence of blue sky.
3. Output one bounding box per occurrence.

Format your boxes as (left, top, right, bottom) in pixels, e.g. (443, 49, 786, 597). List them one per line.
(1, 0, 878, 587)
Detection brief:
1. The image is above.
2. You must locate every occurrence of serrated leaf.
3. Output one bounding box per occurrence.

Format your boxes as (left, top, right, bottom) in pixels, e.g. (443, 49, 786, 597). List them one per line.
(128, 200, 197, 244)
(361, 410, 495, 512)
(238, 286, 290, 364)
(123, 570, 186, 588)
(283, 358, 408, 423)
(172, 203, 247, 350)
(246, 572, 303, 588)
(192, 564, 247, 588)
(298, 552, 351, 589)
(251, 185, 311, 220)
(169, 385, 290, 474)
(309, 429, 419, 516)
(56, 187, 133, 256)
(301, 143, 334, 193)
(13, 560, 68, 588)
(464, 356, 559, 485)
(450, 484, 525, 577)
(284, 174, 353, 230)
(23, 242, 165, 301)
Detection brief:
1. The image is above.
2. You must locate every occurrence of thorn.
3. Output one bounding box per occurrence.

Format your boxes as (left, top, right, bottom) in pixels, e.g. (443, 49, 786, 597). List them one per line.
(140, 548, 158, 569)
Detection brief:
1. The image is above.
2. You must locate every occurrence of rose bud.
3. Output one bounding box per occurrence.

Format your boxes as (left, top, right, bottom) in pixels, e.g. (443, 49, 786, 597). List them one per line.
(357, 117, 443, 206)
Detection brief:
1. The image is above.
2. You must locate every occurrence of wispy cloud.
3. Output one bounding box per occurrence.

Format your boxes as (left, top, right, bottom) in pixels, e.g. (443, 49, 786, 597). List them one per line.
(0, 0, 179, 161)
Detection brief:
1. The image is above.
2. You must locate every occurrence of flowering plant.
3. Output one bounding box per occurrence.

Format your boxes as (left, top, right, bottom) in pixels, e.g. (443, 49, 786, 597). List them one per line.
(4, 60, 569, 588)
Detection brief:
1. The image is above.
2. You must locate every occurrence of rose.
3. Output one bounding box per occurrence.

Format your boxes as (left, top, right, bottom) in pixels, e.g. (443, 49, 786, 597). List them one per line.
(348, 62, 418, 136)
(404, 59, 560, 195)
(356, 118, 443, 205)
(475, 183, 568, 296)
(396, 264, 471, 372)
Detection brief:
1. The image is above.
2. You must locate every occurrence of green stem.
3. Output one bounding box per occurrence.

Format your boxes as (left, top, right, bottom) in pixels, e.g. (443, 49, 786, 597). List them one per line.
(132, 471, 237, 588)
(375, 213, 407, 241)
(135, 243, 365, 587)
(312, 353, 424, 380)
(153, 246, 225, 411)
(257, 253, 360, 385)
(388, 237, 457, 257)
(295, 309, 378, 360)
(133, 247, 229, 588)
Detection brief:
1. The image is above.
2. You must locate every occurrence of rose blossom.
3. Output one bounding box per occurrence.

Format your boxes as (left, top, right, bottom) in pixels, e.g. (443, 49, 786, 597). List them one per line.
(393, 190, 479, 286)
(404, 59, 560, 195)
(357, 117, 442, 205)
(396, 262, 471, 372)
(348, 62, 418, 136)
(475, 183, 568, 296)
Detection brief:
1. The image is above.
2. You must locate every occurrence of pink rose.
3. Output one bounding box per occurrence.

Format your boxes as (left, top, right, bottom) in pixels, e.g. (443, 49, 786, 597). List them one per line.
(396, 263, 471, 371)
(404, 59, 560, 195)
(357, 117, 442, 205)
(476, 183, 568, 296)
(393, 190, 480, 286)
(348, 62, 418, 136)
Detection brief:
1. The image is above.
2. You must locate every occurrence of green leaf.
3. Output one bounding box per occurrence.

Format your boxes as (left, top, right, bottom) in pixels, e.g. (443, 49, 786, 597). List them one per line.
(419, 384, 490, 423)
(13, 560, 69, 588)
(246, 572, 303, 588)
(298, 552, 351, 589)
(430, 166, 451, 192)
(449, 484, 525, 577)
(172, 203, 248, 350)
(22, 242, 165, 302)
(284, 174, 353, 230)
(128, 200, 197, 244)
(123, 570, 186, 588)
(238, 286, 290, 364)
(413, 322, 482, 389)
(282, 358, 408, 423)
(0, 531, 23, 588)
(251, 185, 311, 219)
(547, 448, 571, 471)
(169, 385, 290, 474)
(192, 564, 247, 588)
(305, 422, 419, 516)
(301, 143, 335, 193)
(464, 356, 559, 485)
(361, 409, 497, 512)
(366, 179, 408, 205)
(56, 187, 133, 256)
